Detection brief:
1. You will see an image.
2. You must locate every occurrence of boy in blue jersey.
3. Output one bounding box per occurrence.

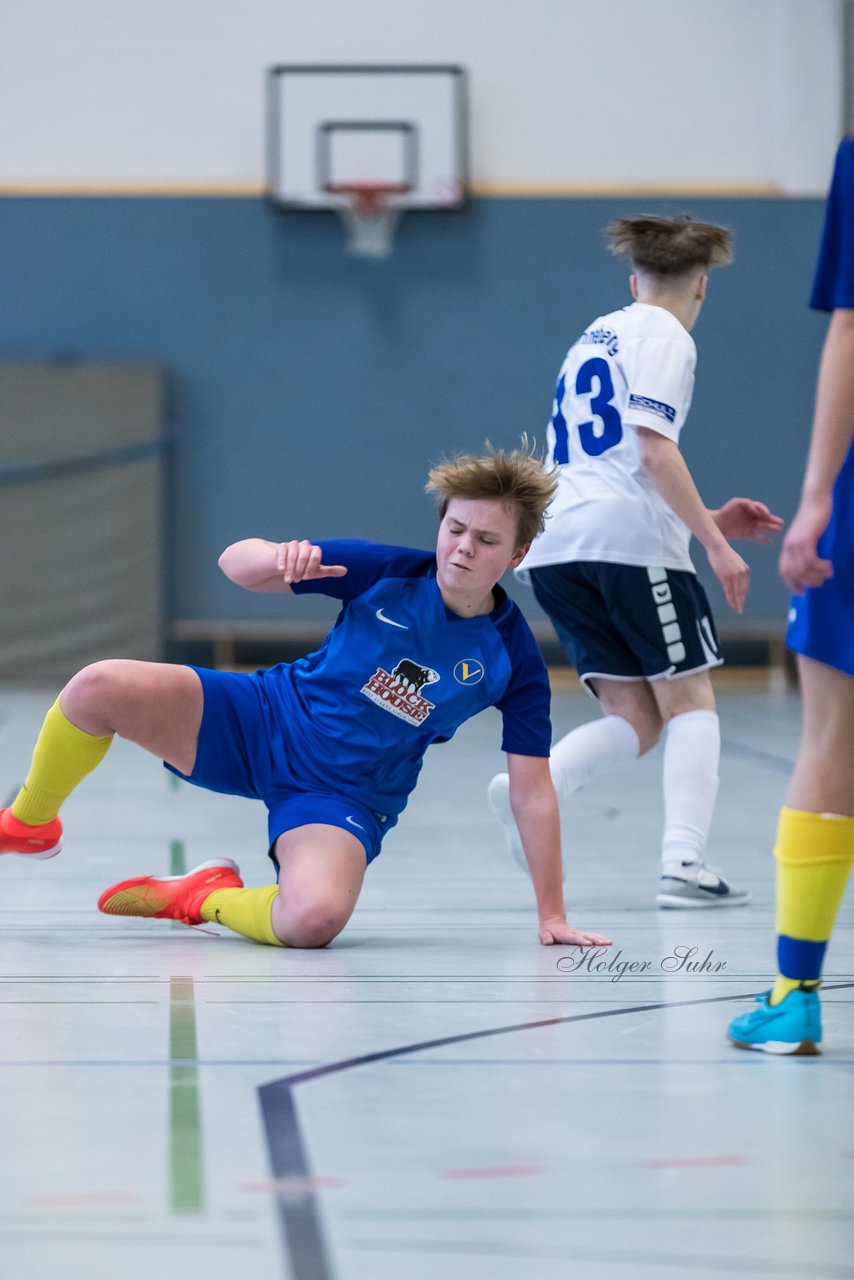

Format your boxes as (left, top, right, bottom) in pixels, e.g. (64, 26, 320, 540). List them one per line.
(0, 447, 611, 952)
(728, 136, 854, 1054)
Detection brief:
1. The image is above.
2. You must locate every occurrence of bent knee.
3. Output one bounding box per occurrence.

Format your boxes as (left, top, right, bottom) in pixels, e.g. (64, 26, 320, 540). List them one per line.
(600, 705, 661, 755)
(277, 898, 351, 949)
(62, 661, 128, 721)
(595, 684, 662, 755)
(65, 660, 121, 694)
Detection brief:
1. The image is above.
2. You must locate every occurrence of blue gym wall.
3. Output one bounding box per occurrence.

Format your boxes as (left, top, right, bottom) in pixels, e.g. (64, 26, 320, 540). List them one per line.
(0, 195, 828, 639)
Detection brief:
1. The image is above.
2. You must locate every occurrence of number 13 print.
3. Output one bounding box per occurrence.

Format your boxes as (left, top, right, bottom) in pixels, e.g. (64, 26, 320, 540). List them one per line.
(551, 357, 624, 463)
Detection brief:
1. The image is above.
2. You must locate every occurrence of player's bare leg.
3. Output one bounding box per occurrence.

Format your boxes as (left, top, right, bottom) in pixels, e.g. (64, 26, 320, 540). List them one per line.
(100, 825, 368, 947)
(270, 825, 368, 947)
(788, 656, 854, 815)
(60, 659, 204, 774)
(1, 660, 203, 858)
(590, 676, 663, 754)
(649, 668, 716, 719)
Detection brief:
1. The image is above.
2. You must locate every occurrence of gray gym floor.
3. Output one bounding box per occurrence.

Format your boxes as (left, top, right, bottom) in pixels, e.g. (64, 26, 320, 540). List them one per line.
(1, 676, 852, 1280)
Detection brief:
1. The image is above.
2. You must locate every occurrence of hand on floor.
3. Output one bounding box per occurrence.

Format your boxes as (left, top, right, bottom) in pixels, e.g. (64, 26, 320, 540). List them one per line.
(538, 917, 613, 947)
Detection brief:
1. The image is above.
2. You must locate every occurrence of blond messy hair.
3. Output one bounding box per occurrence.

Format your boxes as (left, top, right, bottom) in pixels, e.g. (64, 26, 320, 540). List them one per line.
(606, 214, 733, 277)
(426, 440, 557, 547)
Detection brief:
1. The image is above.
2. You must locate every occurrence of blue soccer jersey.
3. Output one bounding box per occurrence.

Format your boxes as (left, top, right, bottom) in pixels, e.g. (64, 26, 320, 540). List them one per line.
(810, 135, 854, 312)
(251, 540, 552, 817)
(787, 135, 854, 676)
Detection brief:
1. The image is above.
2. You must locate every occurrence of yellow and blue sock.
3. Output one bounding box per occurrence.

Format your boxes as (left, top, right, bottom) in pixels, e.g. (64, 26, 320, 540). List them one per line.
(770, 806, 854, 1006)
(11, 698, 113, 826)
(201, 884, 284, 947)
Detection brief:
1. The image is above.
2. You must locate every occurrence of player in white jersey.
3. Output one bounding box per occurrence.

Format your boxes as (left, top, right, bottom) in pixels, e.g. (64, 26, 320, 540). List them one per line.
(489, 215, 782, 907)
(525, 300, 701, 573)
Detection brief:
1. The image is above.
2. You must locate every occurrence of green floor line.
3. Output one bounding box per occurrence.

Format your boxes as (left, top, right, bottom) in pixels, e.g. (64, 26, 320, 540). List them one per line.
(170, 839, 186, 876)
(169, 975, 205, 1215)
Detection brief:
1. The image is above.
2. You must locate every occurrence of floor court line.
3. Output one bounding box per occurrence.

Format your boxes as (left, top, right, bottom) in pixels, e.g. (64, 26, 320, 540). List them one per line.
(2, 1056, 852, 1069)
(3, 1054, 850, 1064)
(345, 1237, 851, 1277)
(258, 982, 854, 1280)
(2, 690, 850, 1280)
(169, 975, 205, 1215)
(170, 838, 186, 875)
(343, 1207, 854, 1221)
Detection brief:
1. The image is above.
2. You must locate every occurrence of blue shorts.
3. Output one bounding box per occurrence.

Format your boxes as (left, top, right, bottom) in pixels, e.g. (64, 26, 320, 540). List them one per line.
(165, 666, 396, 864)
(786, 571, 854, 677)
(785, 455, 854, 678)
(530, 561, 723, 693)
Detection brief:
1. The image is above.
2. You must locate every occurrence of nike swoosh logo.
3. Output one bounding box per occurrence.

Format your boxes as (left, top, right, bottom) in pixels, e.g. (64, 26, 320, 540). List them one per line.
(661, 874, 730, 897)
(375, 608, 409, 629)
(345, 815, 366, 832)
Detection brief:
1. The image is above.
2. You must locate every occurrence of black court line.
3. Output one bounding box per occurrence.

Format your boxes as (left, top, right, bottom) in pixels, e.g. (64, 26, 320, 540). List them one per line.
(256, 1084, 338, 1280)
(257, 982, 854, 1280)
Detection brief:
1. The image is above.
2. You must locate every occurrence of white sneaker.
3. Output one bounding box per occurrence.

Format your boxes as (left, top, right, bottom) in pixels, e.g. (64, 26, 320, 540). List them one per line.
(657, 861, 751, 909)
(487, 773, 528, 872)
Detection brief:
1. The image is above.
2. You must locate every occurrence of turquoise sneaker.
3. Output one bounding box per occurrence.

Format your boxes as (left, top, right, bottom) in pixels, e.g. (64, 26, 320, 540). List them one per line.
(727, 988, 822, 1056)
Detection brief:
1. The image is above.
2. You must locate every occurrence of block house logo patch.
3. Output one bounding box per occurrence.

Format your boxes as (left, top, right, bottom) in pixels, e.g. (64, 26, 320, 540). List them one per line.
(361, 658, 440, 726)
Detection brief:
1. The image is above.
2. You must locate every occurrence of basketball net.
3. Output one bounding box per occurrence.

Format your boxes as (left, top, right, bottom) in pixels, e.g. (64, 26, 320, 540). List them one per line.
(325, 183, 410, 259)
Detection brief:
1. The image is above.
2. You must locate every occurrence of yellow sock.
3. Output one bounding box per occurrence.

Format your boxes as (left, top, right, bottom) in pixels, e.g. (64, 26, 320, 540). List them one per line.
(770, 976, 820, 1005)
(11, 698, 113, 826)
(201, 885, 284, 947)
(771, 806, 854, 1005)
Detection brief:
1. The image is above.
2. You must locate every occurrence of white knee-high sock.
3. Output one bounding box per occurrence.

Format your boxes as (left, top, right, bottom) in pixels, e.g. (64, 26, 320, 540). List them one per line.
(549, 715, 641, 798)
(661, 709, 720, 868)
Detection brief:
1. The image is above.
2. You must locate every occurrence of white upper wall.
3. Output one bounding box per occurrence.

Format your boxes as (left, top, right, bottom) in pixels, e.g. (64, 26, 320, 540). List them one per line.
(0, 0, 845, 193)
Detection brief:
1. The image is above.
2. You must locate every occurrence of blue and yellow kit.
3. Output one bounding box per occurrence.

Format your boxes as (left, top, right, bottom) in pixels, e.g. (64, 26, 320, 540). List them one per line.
(169, 540, 552, 859)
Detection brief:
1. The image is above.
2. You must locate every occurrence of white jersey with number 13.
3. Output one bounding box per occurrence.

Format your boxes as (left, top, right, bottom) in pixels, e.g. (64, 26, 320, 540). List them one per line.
(518, 301, 698, 579)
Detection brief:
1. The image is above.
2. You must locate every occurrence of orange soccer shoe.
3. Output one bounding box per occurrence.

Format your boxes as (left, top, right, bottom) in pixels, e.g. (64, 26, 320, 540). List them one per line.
(98, 859, 243, 926)
(0, 807, 63, 859)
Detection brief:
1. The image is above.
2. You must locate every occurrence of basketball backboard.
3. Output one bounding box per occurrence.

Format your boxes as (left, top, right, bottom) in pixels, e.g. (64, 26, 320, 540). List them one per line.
(267, 64, 468, 255)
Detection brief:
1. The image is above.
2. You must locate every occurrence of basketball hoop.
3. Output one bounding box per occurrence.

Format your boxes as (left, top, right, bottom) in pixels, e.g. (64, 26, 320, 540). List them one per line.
(324, 182, 411, 259)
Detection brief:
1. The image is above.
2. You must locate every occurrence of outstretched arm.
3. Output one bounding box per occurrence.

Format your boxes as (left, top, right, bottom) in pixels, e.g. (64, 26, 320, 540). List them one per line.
(218, 538, 348, 592)
(780, 309, 854, 592)
(506, 753, 612, 948)
(636, 428, 751, 613)
(711, 499, 783, 543)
